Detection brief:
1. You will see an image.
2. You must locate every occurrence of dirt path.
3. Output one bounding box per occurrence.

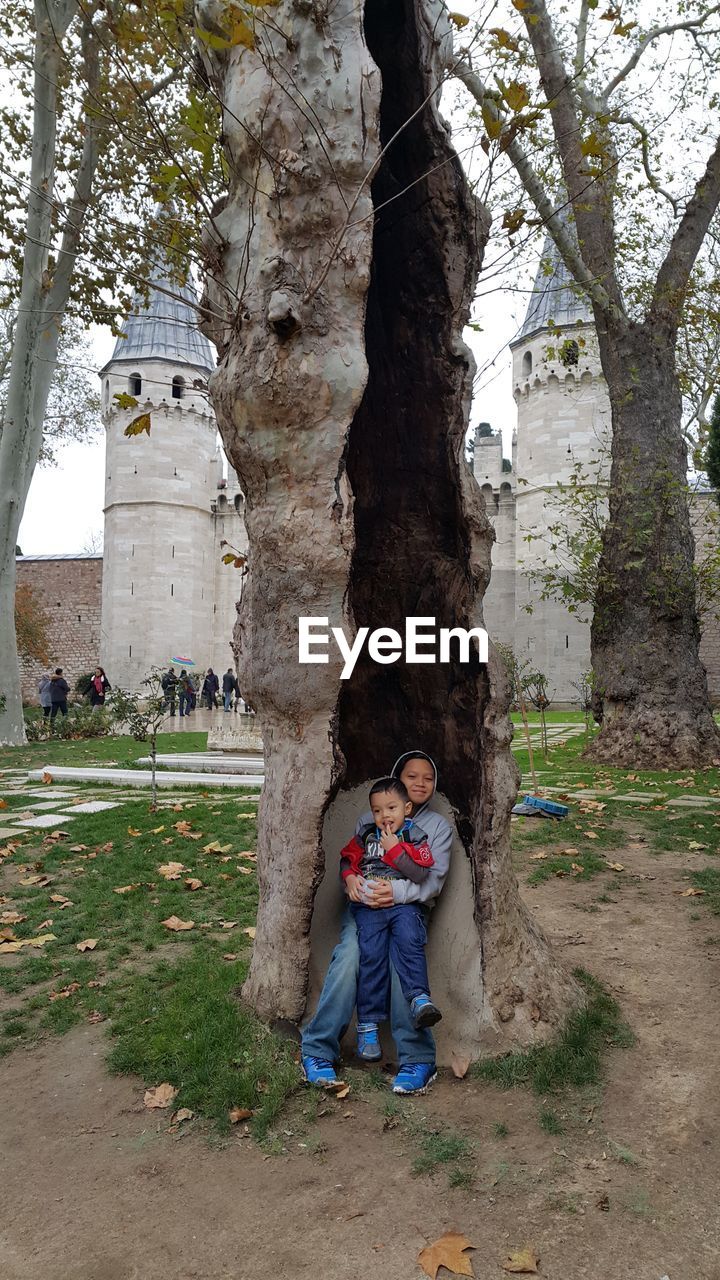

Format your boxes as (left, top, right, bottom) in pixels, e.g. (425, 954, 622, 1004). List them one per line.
(1, 847, 719, 1280)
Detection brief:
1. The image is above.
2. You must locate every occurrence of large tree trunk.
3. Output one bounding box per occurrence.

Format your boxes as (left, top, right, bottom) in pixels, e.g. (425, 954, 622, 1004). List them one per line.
(197, 0, 580, 1048)
(589, 320, 720, 767)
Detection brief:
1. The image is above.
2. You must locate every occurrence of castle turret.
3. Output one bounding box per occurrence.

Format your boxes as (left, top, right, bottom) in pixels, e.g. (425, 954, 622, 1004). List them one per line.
(510, 234, 610, 696)
(99, 258, 218, 689)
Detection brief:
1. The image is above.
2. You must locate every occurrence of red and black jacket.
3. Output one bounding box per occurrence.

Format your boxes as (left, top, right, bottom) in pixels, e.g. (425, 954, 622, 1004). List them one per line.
(340, 821, 435, 886)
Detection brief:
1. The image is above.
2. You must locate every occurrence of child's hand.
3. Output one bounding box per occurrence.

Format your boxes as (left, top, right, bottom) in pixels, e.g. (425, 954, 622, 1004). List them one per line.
(380, 824, 400, 851)
(344, 874, 364, 903)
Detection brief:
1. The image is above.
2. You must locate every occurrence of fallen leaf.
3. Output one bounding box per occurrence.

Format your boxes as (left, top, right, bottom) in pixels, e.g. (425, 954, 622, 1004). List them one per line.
(76, 938, 98, 951)
(0, 927, 17, 941)
(162, 915, 195, 931)
(0, 910, 26, 924)
(529, 852, 547, 862)
(113, 884, 137, 894)
(19, 874, 53, 887)
(570, 863, 585, 874)
(677, 887, 705, 897)
(604, 862, 624, 872)
(37, 917, 53, 930)
(68, 844, 88, 853)
(203, 840, 233, 854)
(185, 877, 203, 891)
(100, 842, 113, 853)
(688, 841, 708, 851)
(418, 1232, 475, 1280)
(87, 1010, 106, 1024)
(221, 920, 237, 930)
(49, 893, 72, 906)
(584, 831, 599, 840)
(560, 847, 578, 855)
(174, 820, 193, 834)
(144, 1083, 178, 1109)
(237, 812, 256, 818)
(223, 952, 238, 961)
(41, 771, 53, 784)
(236, 866, 253, 876)
(451, 1053, 470, 1079)
(158, 861, 186, 880)
(0, 932, 56, 954)
(127, 827, 142, 837)
(229, 1106, 253, 1123)
(49, 982, 81, 1001)
(150, 825, 165, 833)
(242, 926, 256, 939)
(501, 1246, 540, 1274)
(0, 799, 6, 808)
(172, 1107, 194, 1124)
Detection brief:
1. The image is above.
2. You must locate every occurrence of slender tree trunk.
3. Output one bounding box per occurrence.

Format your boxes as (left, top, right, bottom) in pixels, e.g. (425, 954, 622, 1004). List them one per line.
(197, 0, 581, 1046)
(0, 0, 78, 746)
(589, 320, 720, 767)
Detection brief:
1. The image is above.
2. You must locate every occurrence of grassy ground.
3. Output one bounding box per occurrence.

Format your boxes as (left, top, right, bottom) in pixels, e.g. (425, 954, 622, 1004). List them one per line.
(1, 723, 718, 1150)
(0, 729, 209, 772)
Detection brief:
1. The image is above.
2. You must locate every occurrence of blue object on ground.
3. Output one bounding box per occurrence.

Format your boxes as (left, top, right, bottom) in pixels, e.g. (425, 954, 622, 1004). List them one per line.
(302, 1055, 338, 1086)
(520, 794, 569, 818)
(392, 1062, 438, 1094)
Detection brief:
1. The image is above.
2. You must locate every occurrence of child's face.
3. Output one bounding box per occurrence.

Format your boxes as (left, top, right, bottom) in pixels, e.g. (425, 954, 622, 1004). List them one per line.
(398, 759, 435, 809)
(370, 790, 412, 832)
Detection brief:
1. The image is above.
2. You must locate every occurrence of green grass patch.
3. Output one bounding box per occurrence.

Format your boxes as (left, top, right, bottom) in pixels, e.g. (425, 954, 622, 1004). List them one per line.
(107, 947, 299, 1137)
(538, 1106, 564, 1135)
(526, 849, 609, 885)
(691, 868, 720, 913)
(0, 729, 209, 773)
(471, 969, 633, 1095)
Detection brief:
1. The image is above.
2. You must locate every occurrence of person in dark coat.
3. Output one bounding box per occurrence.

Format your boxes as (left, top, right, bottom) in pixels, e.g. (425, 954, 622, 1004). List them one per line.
(161, 667, 178, 715)
(89, 666, 111, 708)
(49, 668, 69, 720)
(201, 668, 219, 709)
(222, 668, 239, 712)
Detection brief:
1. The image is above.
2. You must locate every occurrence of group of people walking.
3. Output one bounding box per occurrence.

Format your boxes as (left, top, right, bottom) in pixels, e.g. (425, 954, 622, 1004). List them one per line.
(161, 666, 251, 717)
(38, 666, 110, 720)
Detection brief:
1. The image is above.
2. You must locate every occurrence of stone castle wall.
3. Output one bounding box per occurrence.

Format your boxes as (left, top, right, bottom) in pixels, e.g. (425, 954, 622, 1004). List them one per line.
(16, 556, 103, 704)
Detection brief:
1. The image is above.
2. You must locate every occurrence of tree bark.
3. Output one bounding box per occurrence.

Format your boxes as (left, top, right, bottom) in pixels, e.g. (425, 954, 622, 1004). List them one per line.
(589, 320, 720, 766)
(197, 0, 581, 1046)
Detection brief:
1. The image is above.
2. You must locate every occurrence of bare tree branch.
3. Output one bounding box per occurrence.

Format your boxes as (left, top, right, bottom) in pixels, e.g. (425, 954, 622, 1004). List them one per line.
(652, 134, 720, 327)
(614, 112, 678, 215)
(603, 5, 720, 101)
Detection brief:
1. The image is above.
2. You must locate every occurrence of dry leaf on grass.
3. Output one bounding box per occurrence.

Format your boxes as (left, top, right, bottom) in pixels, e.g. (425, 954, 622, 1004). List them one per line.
(221, 920, 237, 930)
(87, 1010, 106, 1024)
(451, 1054, 470, 1080)
(605, 862, 624, 872)
(49, 982, 81, 1001)
(418, 1232, 475, 1279)
(185, 878, 203, 891)
(688, 841, 709, 851)
(127, 827, 142, 837)
(19, 874, 53, 887)
(150, 825, 165, 834)
(76, 938, 98, 951)
(0, 932, 56, 954)
(242, 926, 256, 939)
(158, 862, 187, 880)
(500, 1246, 540, 1274)
(41, 771, 53, 783)
(560, 847, 578, 855)
(49, 894, 72, 906)
(323, 1080, 351, 1098)
(229, 1106, 253, 1123)
(113, 885, 137, 895)
(0, 927, 16, 941)
(223, 952, 238, 961)
(0, 910, 26, 924)
(68, 844, 87, 853)
(570, 863, 584, 874)
(99, 842, 113, 853)
(676, 887, 705, 897)
(237, 812, 256, 818)
(203, 840, 232, 854)
(583, 831, 599, 840)
(162, 915, 195, 931)
(144, 1083, 178, 1109)
(172, 1107, 194, 1124)
(529, 852, 547, 861)
(0, 799, 6, 809)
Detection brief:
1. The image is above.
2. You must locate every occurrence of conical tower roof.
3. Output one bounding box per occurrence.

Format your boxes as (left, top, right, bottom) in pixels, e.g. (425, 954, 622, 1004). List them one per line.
(102, 258, 214, 376)
(513, 232, 592, 345)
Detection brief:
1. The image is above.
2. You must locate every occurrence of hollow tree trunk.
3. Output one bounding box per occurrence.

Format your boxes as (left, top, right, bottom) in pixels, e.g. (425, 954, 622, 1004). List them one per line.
(589, 320, 720, 768)
(196, 0, 581, 1045)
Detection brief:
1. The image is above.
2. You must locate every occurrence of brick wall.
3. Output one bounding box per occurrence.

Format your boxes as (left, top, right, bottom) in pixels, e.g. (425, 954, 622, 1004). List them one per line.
(17, 556, 103, 704)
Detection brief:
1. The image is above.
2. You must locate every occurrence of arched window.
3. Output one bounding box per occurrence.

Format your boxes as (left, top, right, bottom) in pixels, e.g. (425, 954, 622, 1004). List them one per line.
(129, 372, 142, 396)
(172, 375, 185, 400)
(522, 350, 532, 377)
(560, 339, 579, 368)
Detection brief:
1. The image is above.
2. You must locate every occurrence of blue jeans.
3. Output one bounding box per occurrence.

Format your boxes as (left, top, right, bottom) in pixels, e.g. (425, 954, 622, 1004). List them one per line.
(351, 902, 429, 1023)
(224, 691, 232, 710)
(301, 906, 435, 1065)
(178, 691, 191, 716)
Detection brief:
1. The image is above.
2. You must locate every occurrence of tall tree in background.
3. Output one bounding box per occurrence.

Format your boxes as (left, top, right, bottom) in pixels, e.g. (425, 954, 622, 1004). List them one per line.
(453, 1, 720, 766)
(706, 394, 720, 507)
(0, 0, 223, 745)
(195, 0, 580, 1048)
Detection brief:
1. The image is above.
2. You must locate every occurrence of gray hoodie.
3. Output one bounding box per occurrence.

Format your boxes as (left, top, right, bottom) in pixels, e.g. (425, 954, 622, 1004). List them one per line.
(354, 750, 452, 908)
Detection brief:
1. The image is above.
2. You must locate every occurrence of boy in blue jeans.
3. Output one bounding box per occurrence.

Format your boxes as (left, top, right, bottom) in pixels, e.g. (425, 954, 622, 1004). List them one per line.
(340, 777, 442, 1060)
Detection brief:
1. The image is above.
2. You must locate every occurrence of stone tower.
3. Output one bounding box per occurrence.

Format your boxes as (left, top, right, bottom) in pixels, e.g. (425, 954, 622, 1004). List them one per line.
(478, 236, 612, 701)
(99, 260, 219, 689)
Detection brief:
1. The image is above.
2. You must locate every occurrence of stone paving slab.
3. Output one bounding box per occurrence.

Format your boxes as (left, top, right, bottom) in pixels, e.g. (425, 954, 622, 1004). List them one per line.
(60, 800, 120, 814)
(14, 813, 78, 829)
(138, 753, 265, 775)
(29, 767, 263, 790)
(24, 789, 80, 799)
(666, 796, 719, 808)
(25, 801, 71, 811)
(0, 826, 21, 838)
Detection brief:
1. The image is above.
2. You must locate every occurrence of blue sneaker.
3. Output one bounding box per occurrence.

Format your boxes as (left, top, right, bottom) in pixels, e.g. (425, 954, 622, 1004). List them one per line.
(356, 1022, 382, 1061)
(392, 1062, 437, 1095)
(302, 1056, 338, 1087)
(410, 994, 442, 1029)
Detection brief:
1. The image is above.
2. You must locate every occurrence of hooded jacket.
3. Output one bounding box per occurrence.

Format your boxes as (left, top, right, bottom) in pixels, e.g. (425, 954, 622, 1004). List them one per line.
(340, 818, 434, 886)
(354, 751, 452, 908)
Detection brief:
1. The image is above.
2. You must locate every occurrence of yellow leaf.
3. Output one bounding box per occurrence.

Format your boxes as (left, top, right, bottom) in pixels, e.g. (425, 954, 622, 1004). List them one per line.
(529, 852, 547, 861)
(162, 915, 195, 931)
(584, 831, 599, 839)
(76, 938, 98, 951)
(677, 887, 705, 897)
(113, 884, 137, 894)
(490, 26, 520, 50)
(570, 863, 584, 873)
(0, 932, 57, 954)
(504, 80, 530, 112)
(128, 827, 142, 837)
(605, 861, 624, 872)
(501, 1245, 540, 1274)
(158, 862, 187, 879)
(150, 825, 166, 834)
(144, 1082, 178, 1109)
(124, 412, 151, 437)
(19, 874, 54, 887)
(418, 1232, 476, 1280)
(448, 10, 469, 26)
(688, 841, 708, 851)
(242, 926, 256, 939)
